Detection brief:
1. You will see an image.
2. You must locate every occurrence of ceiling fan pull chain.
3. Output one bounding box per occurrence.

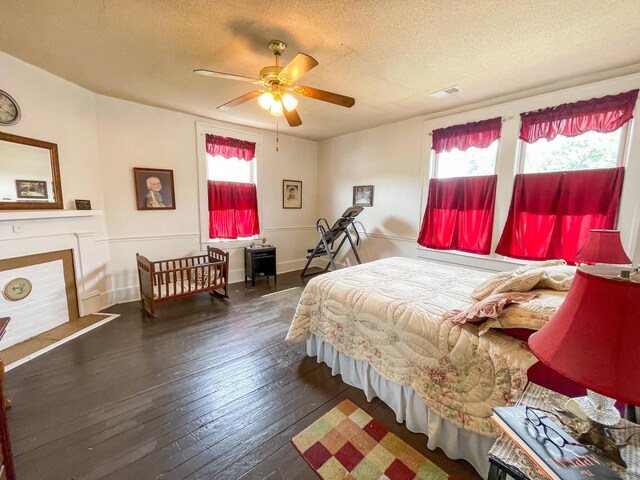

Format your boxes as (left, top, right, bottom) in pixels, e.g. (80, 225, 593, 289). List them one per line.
(276, 120, 279, 152)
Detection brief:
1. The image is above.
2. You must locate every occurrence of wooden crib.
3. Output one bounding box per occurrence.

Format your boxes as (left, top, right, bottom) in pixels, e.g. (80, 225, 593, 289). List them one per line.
(136, 246, 229, 317)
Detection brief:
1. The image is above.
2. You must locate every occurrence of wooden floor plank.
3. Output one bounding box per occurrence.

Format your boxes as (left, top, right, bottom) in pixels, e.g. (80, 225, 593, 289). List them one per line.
(5, 269, 482, 480)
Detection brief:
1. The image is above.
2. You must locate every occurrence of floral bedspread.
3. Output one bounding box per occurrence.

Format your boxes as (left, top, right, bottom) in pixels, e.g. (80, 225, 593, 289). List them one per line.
(286, 257, 538, 437)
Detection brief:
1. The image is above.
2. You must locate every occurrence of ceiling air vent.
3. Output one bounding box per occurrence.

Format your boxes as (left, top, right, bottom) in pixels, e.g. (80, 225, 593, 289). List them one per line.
(429, 86, 462, 98)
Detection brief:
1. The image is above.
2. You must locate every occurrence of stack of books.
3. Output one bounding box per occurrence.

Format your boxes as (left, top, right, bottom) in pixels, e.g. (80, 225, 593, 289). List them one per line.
(492, 406, 620, 480)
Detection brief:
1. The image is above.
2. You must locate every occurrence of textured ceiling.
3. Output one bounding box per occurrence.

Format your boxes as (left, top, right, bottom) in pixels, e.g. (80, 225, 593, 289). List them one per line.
(1, 0, 639, 140)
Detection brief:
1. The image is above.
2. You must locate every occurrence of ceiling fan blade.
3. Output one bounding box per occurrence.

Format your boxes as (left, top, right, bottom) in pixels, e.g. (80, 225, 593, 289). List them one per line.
(279, 54, 318, 83)
(217, 90, 263, 110)
(194, 69, 258, 83)
(294, 85, 355, 108)
(284, 108, 302, 127)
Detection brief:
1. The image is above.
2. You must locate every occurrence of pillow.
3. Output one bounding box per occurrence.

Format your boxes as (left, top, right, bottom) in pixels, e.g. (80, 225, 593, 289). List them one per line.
(536, 265, 575, 290)
(478, 289, 566, 335)
(446, 292, 540, 324)
(471, 260, 574, 300)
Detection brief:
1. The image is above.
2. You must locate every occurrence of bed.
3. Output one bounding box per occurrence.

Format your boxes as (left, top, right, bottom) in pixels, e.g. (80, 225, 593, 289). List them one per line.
(286, 257, 574, 478)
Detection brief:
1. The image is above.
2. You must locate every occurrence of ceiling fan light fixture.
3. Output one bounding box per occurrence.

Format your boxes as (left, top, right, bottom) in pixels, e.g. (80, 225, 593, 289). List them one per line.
(270, 100, 283, 117)
(281, 93, 298, 112)
(258, 91, 275, 110)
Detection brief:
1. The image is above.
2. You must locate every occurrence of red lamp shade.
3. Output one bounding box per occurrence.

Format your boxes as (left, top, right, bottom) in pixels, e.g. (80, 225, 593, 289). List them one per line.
(528, 269, 640, 405)
(574, 229, 631, 264)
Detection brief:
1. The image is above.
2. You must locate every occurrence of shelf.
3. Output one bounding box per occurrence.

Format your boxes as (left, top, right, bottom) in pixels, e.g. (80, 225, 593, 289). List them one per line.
(0, 210, 103, 222)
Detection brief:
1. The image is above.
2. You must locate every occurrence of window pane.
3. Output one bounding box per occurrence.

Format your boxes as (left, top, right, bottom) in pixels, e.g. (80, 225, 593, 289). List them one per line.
(436, 142, 497, 178)
(207, 154, 254, 183)
(523, 129, 621, 174)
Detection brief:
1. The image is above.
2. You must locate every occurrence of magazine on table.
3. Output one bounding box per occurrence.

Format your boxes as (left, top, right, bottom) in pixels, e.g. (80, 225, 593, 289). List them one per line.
(492, 406, 620, 480)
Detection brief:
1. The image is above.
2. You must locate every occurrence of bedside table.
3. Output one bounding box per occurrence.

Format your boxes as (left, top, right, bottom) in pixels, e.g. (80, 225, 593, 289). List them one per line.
(488, 383, 639, 480)
(244, 246, 276, 286)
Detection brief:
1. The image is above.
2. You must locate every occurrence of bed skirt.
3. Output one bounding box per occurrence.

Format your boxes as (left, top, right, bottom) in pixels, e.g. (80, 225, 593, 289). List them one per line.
(306, 333, 495, 479)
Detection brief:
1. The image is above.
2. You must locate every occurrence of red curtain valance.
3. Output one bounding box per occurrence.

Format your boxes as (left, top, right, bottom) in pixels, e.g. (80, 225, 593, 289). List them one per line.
(495, 167, 625, 264)
(417, 174, 497, 254)
(206, 134, 256, 161)
(208, 181, 260, 239)
(520, 89, 639, 144)
(432, 117, 502, 153)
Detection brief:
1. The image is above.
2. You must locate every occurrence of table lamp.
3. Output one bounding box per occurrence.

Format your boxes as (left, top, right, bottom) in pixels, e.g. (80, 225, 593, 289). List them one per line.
(574, 229, 632, 266)
(528, 268, 639, 465)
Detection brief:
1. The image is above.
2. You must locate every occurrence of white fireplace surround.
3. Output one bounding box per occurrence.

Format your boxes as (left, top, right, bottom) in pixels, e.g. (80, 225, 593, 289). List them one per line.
(0, 210, 113, 316)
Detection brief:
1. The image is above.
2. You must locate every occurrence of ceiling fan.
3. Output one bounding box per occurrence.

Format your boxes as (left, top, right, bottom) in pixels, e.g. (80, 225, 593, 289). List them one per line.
(194, 40, 355, 127)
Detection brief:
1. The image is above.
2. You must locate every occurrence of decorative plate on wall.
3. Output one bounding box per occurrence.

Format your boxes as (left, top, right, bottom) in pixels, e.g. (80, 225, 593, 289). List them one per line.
(3, 277, 32, 301)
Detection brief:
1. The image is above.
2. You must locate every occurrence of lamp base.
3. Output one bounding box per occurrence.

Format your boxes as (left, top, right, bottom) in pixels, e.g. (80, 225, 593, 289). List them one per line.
(576, 390, 621, 426)
(576, 422, 626, 468)
(574, 390, 626, 467)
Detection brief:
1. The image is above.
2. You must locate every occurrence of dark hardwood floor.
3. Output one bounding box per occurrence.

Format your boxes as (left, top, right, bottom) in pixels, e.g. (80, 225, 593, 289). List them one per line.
(5, 269, 481, 480)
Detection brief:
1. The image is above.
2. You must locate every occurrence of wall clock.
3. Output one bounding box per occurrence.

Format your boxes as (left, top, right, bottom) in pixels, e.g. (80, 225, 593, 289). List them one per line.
(0, 89, 21, 126)
(3, 277, 32, 301)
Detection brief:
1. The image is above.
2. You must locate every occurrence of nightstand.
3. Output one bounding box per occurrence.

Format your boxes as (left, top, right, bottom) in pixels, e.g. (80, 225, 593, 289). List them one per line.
(244, 246, 276, 286)
(488, 383, 639, 480)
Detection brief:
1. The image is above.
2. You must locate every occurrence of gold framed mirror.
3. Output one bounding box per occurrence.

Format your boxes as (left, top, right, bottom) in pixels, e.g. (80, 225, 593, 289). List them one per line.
(0, 131, 63, 210)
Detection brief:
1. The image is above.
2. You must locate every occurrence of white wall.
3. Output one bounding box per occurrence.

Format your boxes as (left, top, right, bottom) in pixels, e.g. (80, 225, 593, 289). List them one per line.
(0, 52, 105, 210)
(318, 74, 640, 271)
(96, 96, 319, 302)
(317, 118, 424, 266)
(1, 50, 320, 316)
(0, 52, 114, 317)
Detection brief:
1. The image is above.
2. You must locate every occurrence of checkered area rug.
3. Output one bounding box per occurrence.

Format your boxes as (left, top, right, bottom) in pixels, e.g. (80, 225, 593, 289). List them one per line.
(292, 400, 454, 479)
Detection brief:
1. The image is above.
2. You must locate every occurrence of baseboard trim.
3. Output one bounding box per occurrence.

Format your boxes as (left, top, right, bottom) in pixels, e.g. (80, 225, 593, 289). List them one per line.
(113, 258, 314, 303)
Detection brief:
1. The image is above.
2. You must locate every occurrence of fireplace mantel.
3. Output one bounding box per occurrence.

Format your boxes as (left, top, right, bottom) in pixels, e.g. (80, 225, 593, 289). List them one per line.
(0, 210, 103, 222)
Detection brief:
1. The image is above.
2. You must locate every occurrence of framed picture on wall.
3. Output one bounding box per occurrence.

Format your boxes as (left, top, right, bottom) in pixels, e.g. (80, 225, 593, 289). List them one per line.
(353, 185, 374, 207)
(15, 179, 48, 200)
(133, 167, 176, 210)
(283, 179, 302, 209)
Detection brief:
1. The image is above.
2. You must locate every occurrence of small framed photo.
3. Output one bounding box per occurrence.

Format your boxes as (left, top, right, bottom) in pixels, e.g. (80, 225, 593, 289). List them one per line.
(353, 185, 374, 207)
(15, 180, 48, 200)
(75, 199, 92, 210)
(133, 168, 175, 210)
(283, 179, 302, 209)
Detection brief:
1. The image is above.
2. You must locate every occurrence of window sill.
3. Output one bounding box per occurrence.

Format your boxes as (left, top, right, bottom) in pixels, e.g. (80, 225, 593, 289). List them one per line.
(200, 237, 259, 250)
(415, 246, 524, 272)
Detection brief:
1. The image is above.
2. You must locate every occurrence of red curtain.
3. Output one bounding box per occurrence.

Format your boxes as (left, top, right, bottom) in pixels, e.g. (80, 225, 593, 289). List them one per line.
(205, 134, 256, 161)
(520, 89, 638, 143)
(208, 181, 260, 239)
(495, 167, 624, 263)
(432, 117, 502, 153)
(418, 175, 497, 254)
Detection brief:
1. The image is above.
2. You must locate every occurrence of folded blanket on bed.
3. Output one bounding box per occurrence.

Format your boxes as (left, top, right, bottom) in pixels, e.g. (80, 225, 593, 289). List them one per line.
(471, 260, 575, 300)
(286, 257, 538, 437)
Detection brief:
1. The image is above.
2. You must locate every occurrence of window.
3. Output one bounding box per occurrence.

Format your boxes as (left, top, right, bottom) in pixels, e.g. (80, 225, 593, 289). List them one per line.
(418, 117, 502, 254)
(521, 128, 624, 174)
(435, 142, 499, 178)
(496, 89, 638, 263)
(207, 153, 255, 183)
(197, 127, 262, 243)
(432, 117, 501, 178)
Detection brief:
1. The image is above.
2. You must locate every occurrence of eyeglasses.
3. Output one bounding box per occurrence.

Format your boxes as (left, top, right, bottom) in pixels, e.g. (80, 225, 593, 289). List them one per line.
(525, 407, 583, 450)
